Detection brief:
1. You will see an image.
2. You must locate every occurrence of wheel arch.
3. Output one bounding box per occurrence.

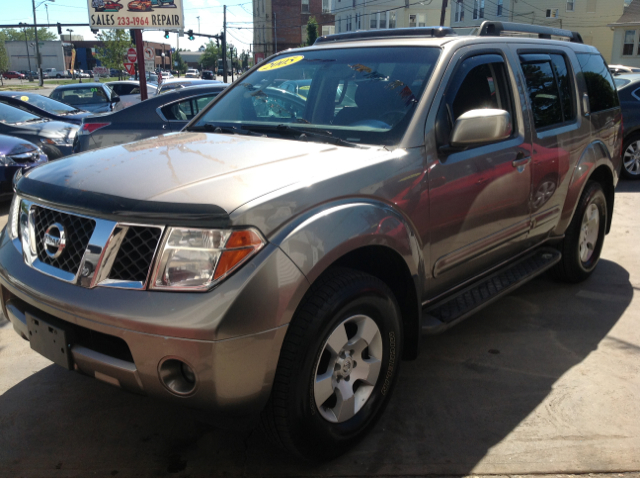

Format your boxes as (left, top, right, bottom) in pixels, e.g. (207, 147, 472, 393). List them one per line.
(555, 140, 617, 236)
(272, 200, 424, 360)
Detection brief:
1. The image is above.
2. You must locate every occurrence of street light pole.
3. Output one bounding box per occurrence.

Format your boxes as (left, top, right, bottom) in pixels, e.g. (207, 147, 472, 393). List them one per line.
(32, 0, 43, 86)
(66, 28, 73, 78)
(197, 16, 200, 33)
(19, 23, 32, 76)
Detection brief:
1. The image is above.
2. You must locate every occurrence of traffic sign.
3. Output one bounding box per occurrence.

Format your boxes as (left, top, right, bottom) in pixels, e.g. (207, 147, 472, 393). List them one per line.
(124, 62, 136, 76)
(144, 47, 154, 61)
(127, 48, 137, 63)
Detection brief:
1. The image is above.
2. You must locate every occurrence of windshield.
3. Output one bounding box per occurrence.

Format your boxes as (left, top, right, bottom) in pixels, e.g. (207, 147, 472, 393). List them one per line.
(190, 47, 440, 146)
(16, 93, 80, 114)
(615, 78, 632, 88)
(51, 86, 109, 105)
(0, 102, 43, 125)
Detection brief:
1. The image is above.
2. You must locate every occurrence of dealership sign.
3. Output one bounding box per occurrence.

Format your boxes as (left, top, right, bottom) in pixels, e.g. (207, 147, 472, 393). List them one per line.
(87, 0, 184, 30)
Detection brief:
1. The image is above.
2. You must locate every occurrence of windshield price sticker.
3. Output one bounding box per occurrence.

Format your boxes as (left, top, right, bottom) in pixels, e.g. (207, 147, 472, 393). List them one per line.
(87, 0, 185, 30)
(258, 56, 304, 72)
(20, 96, 29, 101)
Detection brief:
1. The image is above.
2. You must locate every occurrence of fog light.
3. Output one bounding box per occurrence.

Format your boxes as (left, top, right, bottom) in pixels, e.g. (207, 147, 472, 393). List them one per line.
(158, 358, 197, 396)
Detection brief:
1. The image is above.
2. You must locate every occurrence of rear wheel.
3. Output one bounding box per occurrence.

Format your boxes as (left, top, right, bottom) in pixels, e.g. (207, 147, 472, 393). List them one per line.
(553, 181, 607, 283)
(622, 133, 640, 180)
(262, 268, 403, 461)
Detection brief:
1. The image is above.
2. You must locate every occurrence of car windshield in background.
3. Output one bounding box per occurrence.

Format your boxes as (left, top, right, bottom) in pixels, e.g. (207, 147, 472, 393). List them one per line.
(0, 102, 43, 125)
(615, 78, 632, 88)
(17, 94, 81, 115)
(51, 87, 109, 105)
(190, 47, 440, 146)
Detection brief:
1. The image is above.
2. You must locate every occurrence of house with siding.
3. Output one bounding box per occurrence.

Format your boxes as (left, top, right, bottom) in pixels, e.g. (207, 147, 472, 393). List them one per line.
(449, 0, 625, 62)
(609, 0, 640, 67)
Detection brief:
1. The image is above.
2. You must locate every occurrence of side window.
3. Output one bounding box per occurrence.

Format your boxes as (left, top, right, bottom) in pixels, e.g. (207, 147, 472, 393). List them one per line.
(195, 94, 218, 111)
(576, 53, 619, 112)
(436, 54, 514, 147)
(550, 54, 575, 122)
(521, 61, 563, 129)
(162, 95, 219, 121)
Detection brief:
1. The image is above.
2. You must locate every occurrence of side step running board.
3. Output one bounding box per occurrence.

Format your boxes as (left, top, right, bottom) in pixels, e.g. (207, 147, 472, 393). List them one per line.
(422, 247, 561, 335)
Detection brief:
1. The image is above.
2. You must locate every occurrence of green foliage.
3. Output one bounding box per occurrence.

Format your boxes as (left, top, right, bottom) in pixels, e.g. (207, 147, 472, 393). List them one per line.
(173, 50, 187, 74)
(306, 17, 319, 46)
(94, 29, 132, 71)
(0, 42, 9, 86)
(0, 28, 57, 42)
(200, 41, 220, 69)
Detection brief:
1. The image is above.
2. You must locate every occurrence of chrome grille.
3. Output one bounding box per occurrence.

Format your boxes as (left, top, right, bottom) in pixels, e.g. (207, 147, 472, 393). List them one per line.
(9, 150, 40, 164)
(109, 226, 162, 282)
(33, 206, 96, 275)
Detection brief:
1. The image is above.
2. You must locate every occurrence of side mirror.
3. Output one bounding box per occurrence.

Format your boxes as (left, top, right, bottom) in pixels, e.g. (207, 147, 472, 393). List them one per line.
(112, 96, 121, 103)
(450, 109, 512, 148)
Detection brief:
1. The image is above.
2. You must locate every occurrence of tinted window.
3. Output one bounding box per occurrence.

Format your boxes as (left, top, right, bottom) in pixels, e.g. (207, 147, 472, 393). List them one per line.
(51, 87, 109, 105)
(521, 61, 563, 129)
(550, 54, 575, 122)
(577, 53, 619, 112)
(110, 84, 137, 95)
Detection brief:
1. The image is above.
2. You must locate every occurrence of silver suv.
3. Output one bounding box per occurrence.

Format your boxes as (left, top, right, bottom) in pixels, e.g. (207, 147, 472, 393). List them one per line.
(0, 22, 622, 460)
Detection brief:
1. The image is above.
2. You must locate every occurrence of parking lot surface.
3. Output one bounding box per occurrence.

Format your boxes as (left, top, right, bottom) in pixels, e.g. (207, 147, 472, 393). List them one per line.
(1, 181, 639, 477)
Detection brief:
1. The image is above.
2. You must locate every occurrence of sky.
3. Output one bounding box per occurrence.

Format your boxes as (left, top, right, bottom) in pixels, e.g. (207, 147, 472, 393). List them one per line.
(2, 0, 254, 52)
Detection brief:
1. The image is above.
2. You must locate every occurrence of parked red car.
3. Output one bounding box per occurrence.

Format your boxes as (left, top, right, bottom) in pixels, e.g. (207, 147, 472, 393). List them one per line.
(2, 71, 25, 80)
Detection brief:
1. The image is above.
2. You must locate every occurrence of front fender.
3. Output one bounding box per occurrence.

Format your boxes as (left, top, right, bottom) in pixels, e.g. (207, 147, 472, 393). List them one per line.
(271, 199, 424, 296)
(554, 140, 617, 236)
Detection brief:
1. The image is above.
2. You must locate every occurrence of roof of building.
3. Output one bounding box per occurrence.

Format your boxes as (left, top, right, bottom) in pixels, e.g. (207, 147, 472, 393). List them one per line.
(610, 0, 640, 25)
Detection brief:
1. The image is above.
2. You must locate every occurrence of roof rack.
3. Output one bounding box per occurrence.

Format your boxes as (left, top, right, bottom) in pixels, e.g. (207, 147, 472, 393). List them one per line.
(477, 21, 583, 43)
(314, 26, 456, 44)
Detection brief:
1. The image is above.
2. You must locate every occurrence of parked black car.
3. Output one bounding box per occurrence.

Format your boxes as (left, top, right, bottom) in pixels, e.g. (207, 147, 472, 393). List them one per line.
(0, 91, 92, 125)
(201, 70, 214, 80)
(50, 83, 121, 113)
(74, 83, 228, 152)
(0, 134, 48, 198)
(614, 74, 640, 179)
(0, 103, 78, 159)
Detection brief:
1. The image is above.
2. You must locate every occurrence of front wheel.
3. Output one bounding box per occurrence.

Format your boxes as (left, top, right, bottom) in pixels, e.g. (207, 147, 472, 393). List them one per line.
(553, 181, 607, 283)
(262, 268, 403, 461)
(622, 133, 640, 180)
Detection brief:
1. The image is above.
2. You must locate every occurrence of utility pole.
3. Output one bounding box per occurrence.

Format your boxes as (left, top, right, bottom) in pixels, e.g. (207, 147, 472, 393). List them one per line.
(223, 5, 227, 83)
(19, 24, 32, 74)
(45, 4, 50, 26)
(134, 30, 148, 101)
(439, 0, 448, 27)
(31, 0, 43, 86)
(197, 16, 200, 33)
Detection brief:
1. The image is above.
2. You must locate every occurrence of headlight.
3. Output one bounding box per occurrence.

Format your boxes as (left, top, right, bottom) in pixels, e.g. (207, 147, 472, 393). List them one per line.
(151, 227, 265, 291)
(8, 194, 20, 240)
(43, 137, 72, 146)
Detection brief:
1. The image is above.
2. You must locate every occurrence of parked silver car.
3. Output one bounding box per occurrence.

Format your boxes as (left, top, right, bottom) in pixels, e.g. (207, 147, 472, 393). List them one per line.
(1, 22, 622, 460)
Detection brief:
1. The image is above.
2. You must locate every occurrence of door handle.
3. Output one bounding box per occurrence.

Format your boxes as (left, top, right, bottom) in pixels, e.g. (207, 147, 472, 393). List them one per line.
(512, 156, 531, 168)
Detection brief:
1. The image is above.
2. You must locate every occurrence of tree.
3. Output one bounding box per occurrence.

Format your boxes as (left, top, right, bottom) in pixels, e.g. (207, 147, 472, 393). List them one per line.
(0, 42, 9, 86)
(0, 28, 57, 43)
(94, 29, 132, 78)
(306, 17, 319, 46)
(200, 41, 220, 70)
(173, 50, 187, 75)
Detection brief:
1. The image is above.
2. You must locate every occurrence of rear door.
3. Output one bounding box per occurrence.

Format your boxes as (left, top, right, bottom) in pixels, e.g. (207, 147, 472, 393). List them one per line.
(427, 48, 533, 296)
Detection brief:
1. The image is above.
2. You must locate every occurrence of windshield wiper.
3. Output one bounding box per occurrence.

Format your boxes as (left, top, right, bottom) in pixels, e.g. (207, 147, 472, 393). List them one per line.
(25, 118, 47, 123)
(191, 123, 266, 137)
(243, 124, 364, 149)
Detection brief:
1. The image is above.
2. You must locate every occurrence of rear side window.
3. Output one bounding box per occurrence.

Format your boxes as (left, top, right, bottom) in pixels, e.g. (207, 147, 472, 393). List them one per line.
(550, 54, 575, 122)
(161, 94, 219, 121)
(576, 53, 619, 112)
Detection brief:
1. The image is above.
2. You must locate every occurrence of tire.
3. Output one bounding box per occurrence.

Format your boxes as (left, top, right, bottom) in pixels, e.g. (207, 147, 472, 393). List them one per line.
(262, 267, 403, 461)
(553, 181, 607, 283)
(621, 133, 640, 180)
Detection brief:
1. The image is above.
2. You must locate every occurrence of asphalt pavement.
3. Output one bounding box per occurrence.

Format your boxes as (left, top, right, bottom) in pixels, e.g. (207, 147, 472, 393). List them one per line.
(0, 180, 639, 477)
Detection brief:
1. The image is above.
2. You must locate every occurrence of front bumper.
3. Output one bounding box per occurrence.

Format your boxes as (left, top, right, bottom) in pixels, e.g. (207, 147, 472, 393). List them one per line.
(0, 228, 309, 415)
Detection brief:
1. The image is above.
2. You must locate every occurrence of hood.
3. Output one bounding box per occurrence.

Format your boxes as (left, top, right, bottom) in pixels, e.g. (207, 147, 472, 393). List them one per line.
(19, 131, 390, 215)
(79, 102, 113, 113)
(0, 134, 39, 155)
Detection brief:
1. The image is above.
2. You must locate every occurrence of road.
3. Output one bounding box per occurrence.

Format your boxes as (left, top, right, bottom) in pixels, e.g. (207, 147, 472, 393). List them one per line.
(0, 184, 639, 476)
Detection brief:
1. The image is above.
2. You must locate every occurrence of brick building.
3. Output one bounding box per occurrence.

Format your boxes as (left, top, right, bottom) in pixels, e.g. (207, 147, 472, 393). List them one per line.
(253, 0, 335, 64)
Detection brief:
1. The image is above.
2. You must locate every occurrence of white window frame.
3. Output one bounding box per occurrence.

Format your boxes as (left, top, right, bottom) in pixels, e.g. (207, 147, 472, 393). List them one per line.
(479, 0, 485, 18)
(623, 30, 636, 56)
(566, 0, 574, 11)
(301, 0, 309, 13)
(473, 0, 478, 20)
(455, 0, 465, 22)
(322, 0, 330, 13)
(497, 0, 503, 16)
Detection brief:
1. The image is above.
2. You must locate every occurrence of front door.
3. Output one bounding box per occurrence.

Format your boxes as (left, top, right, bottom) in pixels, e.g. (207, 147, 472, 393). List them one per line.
(427, 50, 533, 297)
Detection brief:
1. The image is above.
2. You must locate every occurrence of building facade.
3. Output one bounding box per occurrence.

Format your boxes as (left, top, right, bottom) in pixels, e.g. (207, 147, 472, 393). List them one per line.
(450, 0, 625, 62)
(5, 41, 66, 72)
(332, 0, 448, 35)
(609, 0, 640, 66)
(253, 0, 335, 64)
